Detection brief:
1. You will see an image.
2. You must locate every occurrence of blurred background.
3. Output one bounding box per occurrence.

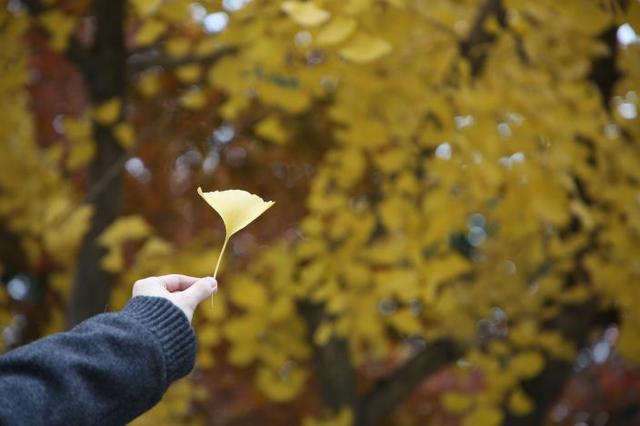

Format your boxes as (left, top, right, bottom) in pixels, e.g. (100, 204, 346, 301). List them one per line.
(1, 0, 640, 424)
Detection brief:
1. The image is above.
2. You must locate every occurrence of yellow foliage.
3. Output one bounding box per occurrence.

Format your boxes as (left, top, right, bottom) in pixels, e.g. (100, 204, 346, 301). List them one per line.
(4, 0, 640, 422)
(314, 322, 334, 345)
(113, 122, 136, 149)
(339, 33, 392, 63)
(164, 37, 191, 58)
(441, 392, 473, 414)
(256, 364, 307, 402)
(255, 115, 288, 145)
(130, 0, 162, 18)
(229, 278, 267, 309)
(303, 407, 354, 426)
(389, 308, 422, 335)
(316, 17, 357, 46)
(39, 10, 76, 51)
(179, 89, 207, 110)
(509, 388, 534, 416)
(92, 99, 122, 126)
(98, 216, 152, 272)
(175, 64, 203, 84)
(62, 116, 95, 169)
(462, 406, 503, 426)
(282, 1, 331, 27)
(508, 351, 545, 379)
(137, 71, 162, 97)
(135, 18, 167, 47)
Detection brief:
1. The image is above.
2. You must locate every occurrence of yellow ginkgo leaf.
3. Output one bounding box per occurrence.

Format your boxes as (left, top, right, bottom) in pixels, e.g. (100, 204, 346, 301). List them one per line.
(316, 16, 356, 46)
(92, 98, 122, 125)
(113, 122, 136, 149)
(179, 89, 207, 110)
(339, 33, 392, 63)
(197, 187, 275, 277)
(509, 388, 534, 415)
(281, 1, 331, 27)
(255, 115, 288, 145)
(135, 18, 167, 46)
(138, 71, 162, 97)
(165, 37, 191, 58)
(39, 10, 76, 52)
(175, 64, 203, 84)
(130, 0, 162, 17)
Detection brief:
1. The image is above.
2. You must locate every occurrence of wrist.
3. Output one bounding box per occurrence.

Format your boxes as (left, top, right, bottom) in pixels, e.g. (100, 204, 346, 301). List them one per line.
(122, 296, 196, 383)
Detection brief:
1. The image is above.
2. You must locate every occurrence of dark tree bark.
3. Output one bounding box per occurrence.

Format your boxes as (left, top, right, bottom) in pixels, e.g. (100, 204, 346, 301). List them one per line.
(298, 301, 358, 412)
(67, 0, 127, 326)
(298, 299, 462, 425)
(356, 340, 460, 426)
(460, 0, 506, 77)
(504, 303, 596, 426)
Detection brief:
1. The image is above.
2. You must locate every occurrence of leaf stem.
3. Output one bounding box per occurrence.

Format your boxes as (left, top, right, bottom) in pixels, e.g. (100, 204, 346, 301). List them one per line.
(214, 236, 229, 279)
(211, 236, 229, 308)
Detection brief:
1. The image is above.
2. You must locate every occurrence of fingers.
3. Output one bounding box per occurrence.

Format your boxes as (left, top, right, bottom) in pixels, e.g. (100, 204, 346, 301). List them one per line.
(157, 274, 199, 292)
(133, 277, 167, 297)
(176, 277, 217, 309)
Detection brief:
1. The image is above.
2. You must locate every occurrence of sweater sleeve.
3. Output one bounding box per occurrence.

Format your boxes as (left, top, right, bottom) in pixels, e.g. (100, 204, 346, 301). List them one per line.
(0, 296, 196, 426)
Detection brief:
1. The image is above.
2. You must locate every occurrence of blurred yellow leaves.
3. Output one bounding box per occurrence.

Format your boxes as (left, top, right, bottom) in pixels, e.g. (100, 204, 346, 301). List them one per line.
(316, 17, 357, 46)
(509, 388, 534, 415)
(92, 98, 122, 126)
(229, 278, 267, 309)
(281, 1, 331, 27)
(339, 33, 392, 63)
(135, 18, 167, 47)
(113, 122, 136, 149)
(255, 115, 288, 145)
(441, 392, 473, 414)
(39, 10, 75, 51)
(175, 64, 202, 84)
(179, 89, 207, 110)
(98, 215, 151, 272)
(462, 406, 503, 426)
(256, 364, 307, 402)
(164, 37, 191, 58)
(137, 71, 162, 97)
(303, 407, 353, 426)
(62, 116, 95, 169)
(508, 351, 545, 379)
(5, 0, 639, 421)
(44, 204, 93, 266)
(130, 0, 161, 18)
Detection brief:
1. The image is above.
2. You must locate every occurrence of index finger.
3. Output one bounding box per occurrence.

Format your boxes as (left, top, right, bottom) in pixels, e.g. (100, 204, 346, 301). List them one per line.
(158, 274, 200, 292)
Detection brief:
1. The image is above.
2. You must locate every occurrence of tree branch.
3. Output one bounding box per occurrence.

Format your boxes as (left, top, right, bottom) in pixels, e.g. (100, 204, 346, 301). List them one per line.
(356, 340, 461, 426)
(127, 45, 238, 74)
(297, 301, 358, 412)
(588, 25, 622, 110)
(19, 0, 44, 15)
(459, 0, 506, 77)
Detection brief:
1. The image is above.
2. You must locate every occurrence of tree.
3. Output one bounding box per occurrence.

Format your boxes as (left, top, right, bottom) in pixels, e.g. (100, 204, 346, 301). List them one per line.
(0, 0, 639, 425)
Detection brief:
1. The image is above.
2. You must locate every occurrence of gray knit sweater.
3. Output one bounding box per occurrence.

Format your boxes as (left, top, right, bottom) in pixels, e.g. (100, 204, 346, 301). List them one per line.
(0, 296, 196, 425)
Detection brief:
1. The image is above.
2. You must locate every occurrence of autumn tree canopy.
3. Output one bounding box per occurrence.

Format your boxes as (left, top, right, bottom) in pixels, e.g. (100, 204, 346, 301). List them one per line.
(1, 0, 639, 424)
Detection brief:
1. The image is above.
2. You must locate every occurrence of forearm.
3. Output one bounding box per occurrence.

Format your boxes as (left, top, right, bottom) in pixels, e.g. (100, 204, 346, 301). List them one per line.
(0, 297, 195, 425)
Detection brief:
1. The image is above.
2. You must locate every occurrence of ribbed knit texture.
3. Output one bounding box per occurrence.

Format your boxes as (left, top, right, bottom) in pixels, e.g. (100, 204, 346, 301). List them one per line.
(0, 295, 197, 424)
(122, 296, 196, 384)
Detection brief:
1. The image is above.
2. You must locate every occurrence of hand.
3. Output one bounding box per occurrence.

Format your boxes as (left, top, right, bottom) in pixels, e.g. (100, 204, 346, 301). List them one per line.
(132, 274, 217, 323)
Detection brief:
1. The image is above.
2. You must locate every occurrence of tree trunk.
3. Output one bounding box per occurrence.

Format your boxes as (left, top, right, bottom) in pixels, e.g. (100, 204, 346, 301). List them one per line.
(67, 0, 126, 326)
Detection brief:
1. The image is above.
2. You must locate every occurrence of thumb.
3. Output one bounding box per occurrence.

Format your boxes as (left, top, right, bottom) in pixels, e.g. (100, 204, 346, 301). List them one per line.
(179, 277, 217, 308)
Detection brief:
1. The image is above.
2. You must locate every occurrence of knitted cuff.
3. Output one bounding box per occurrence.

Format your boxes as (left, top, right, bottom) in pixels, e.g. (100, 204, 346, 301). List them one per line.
(122, 296, 196, 384)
